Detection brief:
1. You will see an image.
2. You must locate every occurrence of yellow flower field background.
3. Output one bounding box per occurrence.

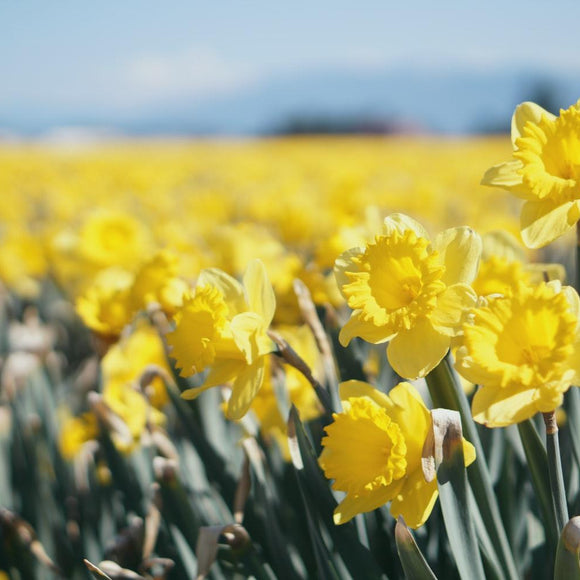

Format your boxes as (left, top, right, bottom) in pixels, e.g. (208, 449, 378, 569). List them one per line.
(3, 112, 580, 580)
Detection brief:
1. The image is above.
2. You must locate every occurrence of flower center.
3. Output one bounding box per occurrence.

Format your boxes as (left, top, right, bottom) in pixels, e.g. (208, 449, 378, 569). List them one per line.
(343, 230, 445, 331)
(320, 397, 407, 496)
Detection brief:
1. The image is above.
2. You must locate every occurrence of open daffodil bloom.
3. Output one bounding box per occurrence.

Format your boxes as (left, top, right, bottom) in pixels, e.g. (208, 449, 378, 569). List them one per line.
(481, 100, 580, 248)
(335, 214, 481, 380)
(168, 259, 276, 420)
(455, 281, 580, 427)
(319, 380, 475, 528)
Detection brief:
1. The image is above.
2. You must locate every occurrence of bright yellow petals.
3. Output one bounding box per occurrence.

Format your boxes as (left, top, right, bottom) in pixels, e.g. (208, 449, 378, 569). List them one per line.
(102, 320, 172, 409)
(75, 267, 135, 338)
(455, 282, 580, 427)
(336, 215, 480, 379)
(78, 209, 153, 270)
(482, 100, 580, 247)
(130, 250, 189, 316)
(472, 255, 534, 297)
(59, 412, 99, 460)
(169, 285, 237, 377)
(319, 381, 475, 528)
(168, 259, 276, 420)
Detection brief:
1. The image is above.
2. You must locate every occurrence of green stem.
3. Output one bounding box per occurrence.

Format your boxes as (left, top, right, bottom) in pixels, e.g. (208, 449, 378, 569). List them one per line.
(425, 357, 519, 580)
(516, 419, 559, 550)
(543, 411, 569, 532)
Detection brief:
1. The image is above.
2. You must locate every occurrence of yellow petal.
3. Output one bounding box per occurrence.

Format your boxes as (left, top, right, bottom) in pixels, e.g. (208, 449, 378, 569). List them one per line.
(430, 284, 477, 336)
(462, 440, 476, 467)
(334, 247, 364, 292)
(230, 312, 263, 363)
(197, 268, 247, 315)
(383, 213, 430, 239)
(338, 310, 395, 346)
(481, 161, 535, 199)
(389, 468, 438, 529)
(243, 259, 276, 326)
(388, 382, 431, 464)
(204, 359, 246, 388)
(433, 227, 482, 285)
(471, 384, 548, 427)
(387, 320, 449, 380)
(227, 359, 265, 420)
(520, 199, 578, 249)
(338, 379, 394, 411)
(181, 382, 219, 401)
(333, 479, 405, 525)
(512, 101, 555, 147)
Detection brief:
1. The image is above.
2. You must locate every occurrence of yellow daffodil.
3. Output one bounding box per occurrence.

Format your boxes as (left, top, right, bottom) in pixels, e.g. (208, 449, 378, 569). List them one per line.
(130, 250, 189, 317)
(102, 320, 172, 409)
(168, 259, 276, 420)
(75, 267, 135, 338)
(455, 281, 580, 427)
(59, 412, 99, 460)
(319, 380, 476, 528)
(335, 214, 481, 379)
(481, 100, 580, 248)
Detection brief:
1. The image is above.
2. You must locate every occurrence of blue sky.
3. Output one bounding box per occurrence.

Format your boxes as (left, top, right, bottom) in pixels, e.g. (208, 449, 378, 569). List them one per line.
(1, 1, 580, 129)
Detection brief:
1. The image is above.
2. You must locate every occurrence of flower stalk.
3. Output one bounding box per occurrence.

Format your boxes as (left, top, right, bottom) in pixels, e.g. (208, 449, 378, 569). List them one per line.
(543, 411, 569, 532)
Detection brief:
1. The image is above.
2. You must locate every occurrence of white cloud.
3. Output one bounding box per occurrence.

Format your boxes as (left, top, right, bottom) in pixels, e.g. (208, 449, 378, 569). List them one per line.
(123, 49, 260, 103)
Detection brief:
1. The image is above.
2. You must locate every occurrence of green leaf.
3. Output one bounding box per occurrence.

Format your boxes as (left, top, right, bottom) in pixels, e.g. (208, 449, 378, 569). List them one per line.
(424, 408, 486, 580)
(555, 517, 580, 580)
(395, 517, 437, 580)
(425, 359, 519, 580)
(517, 419, 559, 551)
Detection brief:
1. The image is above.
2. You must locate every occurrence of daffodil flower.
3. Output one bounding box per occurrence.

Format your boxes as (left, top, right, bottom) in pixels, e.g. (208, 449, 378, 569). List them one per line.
(335, 214, 481, 380)
(319, 380, 475, 528)
(455, 281, 580, 427)
(481, 100, 580, 248)
(168, 259, 276, 420)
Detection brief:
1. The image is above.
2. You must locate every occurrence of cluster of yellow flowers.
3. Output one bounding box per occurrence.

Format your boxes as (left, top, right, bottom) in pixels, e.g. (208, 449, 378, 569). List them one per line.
(3, 100, 580, 534)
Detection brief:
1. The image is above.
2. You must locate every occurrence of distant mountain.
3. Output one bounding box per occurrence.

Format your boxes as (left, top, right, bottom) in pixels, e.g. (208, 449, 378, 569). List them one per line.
(2, 66, 579, 137)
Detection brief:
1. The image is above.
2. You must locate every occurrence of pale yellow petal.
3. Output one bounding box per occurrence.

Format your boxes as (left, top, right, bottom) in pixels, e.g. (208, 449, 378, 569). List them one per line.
(197, 268, 246, 315)
(334, 247, 364, 292)
(480, 161, 532, 198)
(227, 360, 265, 420)
(338, 379, 394, 411)
(181, 382, 218, 401)
(243, 259, 276, 326)
(204, 359, 245, 388)
(338, 310, 395, 346)
(431, 284, 477, 336)
(388, 382, 431, 463)
(383, 213, 430, 239)
(433, 227, 482, 285)
(387, 320, 449, 380)
(230, 312, 263, 363)
(512, 101, 555, 146)
(471, 384, 545, 427)
(520, 199, 578, 249)
(333, 479, 405, 525)
(389, 468, 438, 529)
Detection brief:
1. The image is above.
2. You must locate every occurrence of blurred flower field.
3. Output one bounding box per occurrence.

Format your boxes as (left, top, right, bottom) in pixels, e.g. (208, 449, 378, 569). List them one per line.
(2, 128, 580, 579)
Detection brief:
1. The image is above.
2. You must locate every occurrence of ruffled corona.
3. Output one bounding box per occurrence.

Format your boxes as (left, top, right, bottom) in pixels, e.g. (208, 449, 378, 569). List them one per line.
(456, 282, 580, 427)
